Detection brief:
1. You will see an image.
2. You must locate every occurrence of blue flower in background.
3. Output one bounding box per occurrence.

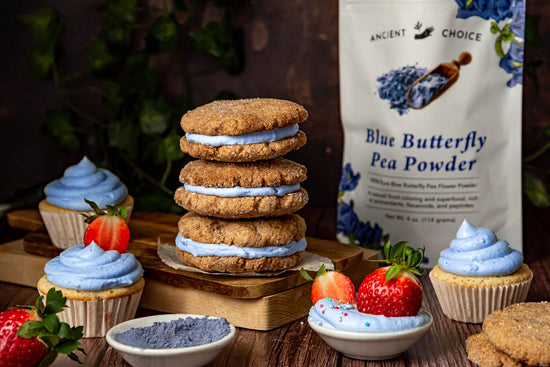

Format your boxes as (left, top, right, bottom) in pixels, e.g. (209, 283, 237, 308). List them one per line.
(509, 0, 525, 38)
(454, 0, 513, 22)
(337, 201, 361, 236)
(455, 0, 493, 20)
(339, 163, 360, 193)
(491, 0, 513, 22)
(356, 221, 383, 247)
(337, 200, 384, 248)
(499, 42, 524, 87)
(454, 0, 525, 88)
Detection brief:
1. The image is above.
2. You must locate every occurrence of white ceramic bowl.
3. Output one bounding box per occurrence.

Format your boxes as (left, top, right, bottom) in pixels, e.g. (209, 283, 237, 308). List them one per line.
(308, 310, 433, 360)
(105, 314, 236, 367)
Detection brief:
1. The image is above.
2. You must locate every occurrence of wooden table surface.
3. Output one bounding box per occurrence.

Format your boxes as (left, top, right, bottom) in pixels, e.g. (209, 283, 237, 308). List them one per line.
(1, 205, 549, 367)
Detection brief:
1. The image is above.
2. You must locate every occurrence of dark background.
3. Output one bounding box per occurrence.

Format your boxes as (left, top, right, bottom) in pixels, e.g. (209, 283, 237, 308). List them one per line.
(0, 0, 548, 221)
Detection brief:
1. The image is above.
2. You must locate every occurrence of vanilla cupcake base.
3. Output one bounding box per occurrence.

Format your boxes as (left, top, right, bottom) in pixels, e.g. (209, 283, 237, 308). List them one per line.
(37, 275, 145, 338)
(38, 195, 134, 249)
(429, 264, 533, 323)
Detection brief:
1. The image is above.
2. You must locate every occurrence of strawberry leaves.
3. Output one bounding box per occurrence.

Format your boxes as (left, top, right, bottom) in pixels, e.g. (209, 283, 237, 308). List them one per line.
(16, 288, 85, 366)
(82, 198, 127, 224)
(372, 240, 426, 281)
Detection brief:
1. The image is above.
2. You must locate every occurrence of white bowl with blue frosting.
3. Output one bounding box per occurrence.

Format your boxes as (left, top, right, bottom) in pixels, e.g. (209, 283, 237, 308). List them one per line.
(308, 299, 433, 360)
(38, 156, 133, 248)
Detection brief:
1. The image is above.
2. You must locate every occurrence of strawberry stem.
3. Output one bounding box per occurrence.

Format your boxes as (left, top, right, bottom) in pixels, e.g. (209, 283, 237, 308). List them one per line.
(369, 240, 426, 281)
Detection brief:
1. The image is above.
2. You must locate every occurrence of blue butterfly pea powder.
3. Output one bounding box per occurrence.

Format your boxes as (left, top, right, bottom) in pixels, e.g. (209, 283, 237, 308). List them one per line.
(376, 65, 427, 115)
(408, 73, 449, 109)
(114, 317, 231, 349)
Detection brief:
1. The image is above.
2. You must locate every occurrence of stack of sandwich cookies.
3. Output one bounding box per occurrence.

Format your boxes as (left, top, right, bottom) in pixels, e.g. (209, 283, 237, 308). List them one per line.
(175, 98, 309, 273)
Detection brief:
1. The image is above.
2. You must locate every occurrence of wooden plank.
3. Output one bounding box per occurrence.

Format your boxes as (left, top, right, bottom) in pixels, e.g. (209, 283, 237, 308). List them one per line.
(6, 209, 43, 231)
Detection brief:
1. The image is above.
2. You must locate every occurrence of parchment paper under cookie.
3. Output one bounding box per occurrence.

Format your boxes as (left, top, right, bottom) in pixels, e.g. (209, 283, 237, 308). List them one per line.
(157, 243, 335, 277)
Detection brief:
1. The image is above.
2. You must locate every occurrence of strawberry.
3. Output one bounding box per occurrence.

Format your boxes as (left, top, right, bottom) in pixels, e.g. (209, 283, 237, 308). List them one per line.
(82, 198, 130, 254)
(357, 241, 425, 317)
(300, 265, 356, 305)
(0, 288, 84, 367)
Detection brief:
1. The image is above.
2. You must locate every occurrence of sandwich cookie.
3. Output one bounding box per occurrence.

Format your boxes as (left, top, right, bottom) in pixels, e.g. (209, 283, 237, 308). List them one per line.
(175, 212, 307, 273)
(174, 157, 308, 218)
(180, 98, 308, 162)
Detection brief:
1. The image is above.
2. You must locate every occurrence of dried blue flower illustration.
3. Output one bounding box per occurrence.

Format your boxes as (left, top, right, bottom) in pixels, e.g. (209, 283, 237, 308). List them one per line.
(339, 163, 361, 195)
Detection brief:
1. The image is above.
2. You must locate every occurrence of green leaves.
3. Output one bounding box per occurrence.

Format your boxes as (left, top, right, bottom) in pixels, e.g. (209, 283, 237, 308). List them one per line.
(42, 110, 79, 153)
(523, 170, 550, 207)
(146, 13, 182, 53)
(189, 12, 243, 74)
(19, 7, 60, 78)
(21, 0, 244, 213)
(378, 240, 426, 281)
(17, 288, 84, 366)
(86, 38, 122, 76)
(140, 98, 171, 135)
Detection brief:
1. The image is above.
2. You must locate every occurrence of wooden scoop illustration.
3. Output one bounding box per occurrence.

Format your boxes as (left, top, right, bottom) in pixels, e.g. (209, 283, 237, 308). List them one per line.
(407, 51, 472, 109)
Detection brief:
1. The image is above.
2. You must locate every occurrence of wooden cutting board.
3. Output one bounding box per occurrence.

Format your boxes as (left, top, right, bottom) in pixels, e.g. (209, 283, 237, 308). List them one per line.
(3, 210, 378, 330)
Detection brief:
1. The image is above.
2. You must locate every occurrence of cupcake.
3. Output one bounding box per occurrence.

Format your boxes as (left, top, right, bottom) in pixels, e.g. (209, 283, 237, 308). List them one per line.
(39, 156, 134, 249)
(37, 242, 145, 337)
(429, 220, 532, 323)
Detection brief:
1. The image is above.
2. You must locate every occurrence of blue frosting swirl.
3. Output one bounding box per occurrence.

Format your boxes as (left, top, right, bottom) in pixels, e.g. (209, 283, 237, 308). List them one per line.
(44, 157, 128, 210)
(438, 220, 523, 276)
(175, 233, 307, 258)
(44, 242, 143, 291)
(185, 124, 299, 146)
(309, 299, 430, 332)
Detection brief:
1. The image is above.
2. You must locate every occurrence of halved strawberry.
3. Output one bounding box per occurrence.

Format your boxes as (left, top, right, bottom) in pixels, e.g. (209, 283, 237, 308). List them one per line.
(357, 241, 425, 317)
(82, 199, 130, 254)
(0, 288, 84, 367)
(301, 265, 356, 305)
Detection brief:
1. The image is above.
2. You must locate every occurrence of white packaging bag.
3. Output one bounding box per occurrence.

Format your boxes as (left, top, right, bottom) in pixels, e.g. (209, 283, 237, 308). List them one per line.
(338, 0, 525, 266)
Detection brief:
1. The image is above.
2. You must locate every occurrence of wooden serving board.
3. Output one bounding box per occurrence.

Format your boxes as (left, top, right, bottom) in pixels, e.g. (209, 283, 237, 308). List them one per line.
(3, 210, 378, 330)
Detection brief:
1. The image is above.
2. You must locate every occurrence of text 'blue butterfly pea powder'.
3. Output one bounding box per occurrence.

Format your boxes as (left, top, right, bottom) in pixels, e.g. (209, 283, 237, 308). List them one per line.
(114, 317, 231, 349)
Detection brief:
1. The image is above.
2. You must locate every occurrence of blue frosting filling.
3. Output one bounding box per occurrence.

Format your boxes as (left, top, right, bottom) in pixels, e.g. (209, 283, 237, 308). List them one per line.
(175, 233, 307, 258)
(186, 124, 299, 146)
(183, 183, 300, 197)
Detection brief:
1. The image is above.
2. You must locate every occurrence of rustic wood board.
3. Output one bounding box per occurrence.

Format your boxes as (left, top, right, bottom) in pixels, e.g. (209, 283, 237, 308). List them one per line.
(3, 210, 379, 330)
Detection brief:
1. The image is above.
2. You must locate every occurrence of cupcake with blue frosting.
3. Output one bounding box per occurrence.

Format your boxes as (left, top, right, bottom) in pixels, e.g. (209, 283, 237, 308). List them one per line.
(429, 220, 532, 323)
(38, 156, 134, 249)
(37, 241, 145, 337)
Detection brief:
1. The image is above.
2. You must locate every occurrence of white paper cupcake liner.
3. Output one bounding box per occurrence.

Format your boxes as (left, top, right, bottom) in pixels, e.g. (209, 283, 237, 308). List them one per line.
(39, 203, 133, 249)
(429, 272, 532, 323)
(40, 289, 143, 338)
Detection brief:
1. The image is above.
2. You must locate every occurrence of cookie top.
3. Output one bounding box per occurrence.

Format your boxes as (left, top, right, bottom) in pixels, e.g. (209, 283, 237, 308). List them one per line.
(179, 157, 307, 188)
(483, 302, 550, 366)
(180, 98, 308, 135)
(466, 331, 523, 367)
(429, 263, 532, 288)
(178, 212, 306, 247)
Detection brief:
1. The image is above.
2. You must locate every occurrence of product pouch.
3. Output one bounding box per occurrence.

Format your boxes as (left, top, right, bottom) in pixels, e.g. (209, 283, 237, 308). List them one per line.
(338, 0, 525, 266)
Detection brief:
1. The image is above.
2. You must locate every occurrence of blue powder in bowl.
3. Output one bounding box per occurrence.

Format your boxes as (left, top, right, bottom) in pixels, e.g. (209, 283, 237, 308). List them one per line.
(376, 65, 427, 115)
(408, 73, 449, 109)
(114, 316, 232, 349)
